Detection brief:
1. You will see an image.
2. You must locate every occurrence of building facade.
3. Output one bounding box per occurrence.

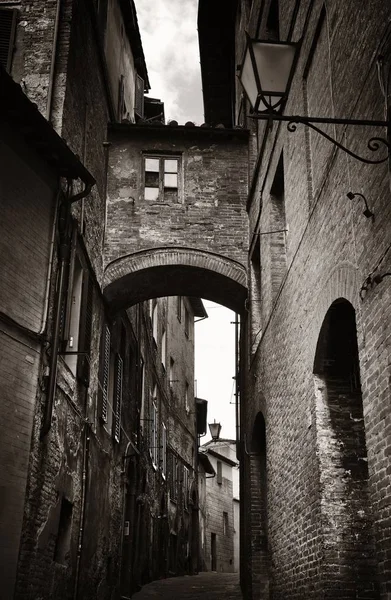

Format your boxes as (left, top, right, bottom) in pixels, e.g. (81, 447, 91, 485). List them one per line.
(199, 436, 238, 574)
(0, 1, 206, 598)
(198, 0, 391, 598)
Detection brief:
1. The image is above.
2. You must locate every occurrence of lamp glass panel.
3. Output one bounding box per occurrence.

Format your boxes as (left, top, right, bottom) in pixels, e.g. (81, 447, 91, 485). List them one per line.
(240, 45, 259, 108)
(252, 41, 296, 100)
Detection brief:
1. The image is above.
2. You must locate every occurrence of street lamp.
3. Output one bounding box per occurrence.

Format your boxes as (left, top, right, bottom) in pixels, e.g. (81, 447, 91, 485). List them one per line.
(238, 35, 390, 164)
(208, 421, 222, 441)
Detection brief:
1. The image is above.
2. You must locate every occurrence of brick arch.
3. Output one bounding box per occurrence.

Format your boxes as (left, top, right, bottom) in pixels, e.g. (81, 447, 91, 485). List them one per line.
(308, 262, 359, 362)
(103, 247, 248, 313)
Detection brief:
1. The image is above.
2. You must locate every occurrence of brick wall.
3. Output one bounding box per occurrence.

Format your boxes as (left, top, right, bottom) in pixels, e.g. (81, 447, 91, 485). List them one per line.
(0, 127, 57, 598)
(105, 125, 249, 268)
(239, 0, 391, 598)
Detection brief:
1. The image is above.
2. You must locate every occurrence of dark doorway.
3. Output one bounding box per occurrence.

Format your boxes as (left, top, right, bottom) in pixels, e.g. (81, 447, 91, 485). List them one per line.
(313, 299, 378, 598)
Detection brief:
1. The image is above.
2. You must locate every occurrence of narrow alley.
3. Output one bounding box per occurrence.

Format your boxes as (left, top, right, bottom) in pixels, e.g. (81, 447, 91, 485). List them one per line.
(132, 573, 242, 600)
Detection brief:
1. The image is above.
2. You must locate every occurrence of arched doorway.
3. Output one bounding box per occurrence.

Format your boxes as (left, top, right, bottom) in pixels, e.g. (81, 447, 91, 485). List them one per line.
(248, 411, 269, 599)
(313, 299, 378, 597)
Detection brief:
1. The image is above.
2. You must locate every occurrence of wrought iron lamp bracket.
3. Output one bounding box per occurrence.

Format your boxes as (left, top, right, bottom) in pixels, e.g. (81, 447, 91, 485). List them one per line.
(250, 112, 390, 164)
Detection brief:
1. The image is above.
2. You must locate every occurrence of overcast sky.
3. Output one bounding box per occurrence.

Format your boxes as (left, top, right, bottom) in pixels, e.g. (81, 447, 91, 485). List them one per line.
(136, 0, 204, 124)
(136, 1, 237, 441)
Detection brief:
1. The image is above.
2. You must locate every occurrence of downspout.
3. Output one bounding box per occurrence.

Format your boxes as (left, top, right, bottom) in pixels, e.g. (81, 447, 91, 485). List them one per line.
(73, 424, 90, 600)
(38, 194, 59, 335)
(46, 0, 61, 122)
(40, 180, 94, 439)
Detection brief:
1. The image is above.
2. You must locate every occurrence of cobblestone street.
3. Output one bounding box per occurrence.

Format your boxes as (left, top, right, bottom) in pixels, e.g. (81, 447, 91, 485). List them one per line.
(132, 572, 243, 599)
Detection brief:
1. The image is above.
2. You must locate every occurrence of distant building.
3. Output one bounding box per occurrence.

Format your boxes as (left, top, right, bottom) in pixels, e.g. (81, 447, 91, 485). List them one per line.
(199, 431, 239, 573)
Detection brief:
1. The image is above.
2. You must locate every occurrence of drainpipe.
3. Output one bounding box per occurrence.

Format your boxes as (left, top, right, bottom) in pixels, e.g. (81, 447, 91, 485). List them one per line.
(40, 180, 94, 439)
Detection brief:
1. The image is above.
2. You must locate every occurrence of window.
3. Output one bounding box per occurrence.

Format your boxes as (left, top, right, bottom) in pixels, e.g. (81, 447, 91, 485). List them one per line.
(185, 381, 190, 414)
(63, 236, 94, 385)
(54, 498, 73, 564)
(117, 74, 126, 121)
(0, 8, 17, 73)
(135, 74, 144, 118)
(169, 452, 178, 501)
(161, 328, 166, 370)
(169, 357, 175, 390)
(183, 466, 189, 509)
(217, 460, 222, 485)
(223, 511, 229, 535)
(176, 296, 182, 321)
(140, 355, 145, 424)
(266, 0, 279, 40)
(250, 237, 262, 352)
(152, 302, 158, 343)
(270, 153, 287, 301)
(144, 155, 180, 202)
(184, 306, 190, 338)
(150, 385, 158, 467)
(99, 325, 123, 442)
(161, 423, 167, 478)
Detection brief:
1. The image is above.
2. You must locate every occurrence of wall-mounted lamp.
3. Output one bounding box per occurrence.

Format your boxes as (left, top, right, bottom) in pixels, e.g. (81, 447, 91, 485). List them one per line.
(346, 192, 374, 219)
(238, 34, 390, 164)
(208, 421, 222, 441)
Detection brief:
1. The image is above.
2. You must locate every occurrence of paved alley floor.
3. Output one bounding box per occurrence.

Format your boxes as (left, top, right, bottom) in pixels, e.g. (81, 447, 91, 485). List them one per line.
(132, 572, 243, 599)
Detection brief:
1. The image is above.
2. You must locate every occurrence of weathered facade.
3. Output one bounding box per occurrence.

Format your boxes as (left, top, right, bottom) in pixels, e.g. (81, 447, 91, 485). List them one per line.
(199, 0, 391, 598)
(199, 437, 239, 574)
(0, 2, 209, 599)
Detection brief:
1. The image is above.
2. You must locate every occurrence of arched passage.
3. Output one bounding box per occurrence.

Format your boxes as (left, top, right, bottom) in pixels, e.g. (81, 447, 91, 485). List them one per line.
(313, 299, 378, 598)
(103, 247, 247, 314)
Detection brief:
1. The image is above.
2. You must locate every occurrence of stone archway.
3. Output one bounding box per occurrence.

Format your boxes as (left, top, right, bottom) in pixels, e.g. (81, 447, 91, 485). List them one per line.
(103, 247, 247, 313)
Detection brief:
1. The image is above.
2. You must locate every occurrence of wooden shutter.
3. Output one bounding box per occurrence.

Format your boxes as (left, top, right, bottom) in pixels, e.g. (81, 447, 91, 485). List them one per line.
(101, 325, 111, 423)
(77, 270, 94, 385)
(0, 8, 17, 73)
(113, 354, 123, 443)
(135, 74, 144, 118)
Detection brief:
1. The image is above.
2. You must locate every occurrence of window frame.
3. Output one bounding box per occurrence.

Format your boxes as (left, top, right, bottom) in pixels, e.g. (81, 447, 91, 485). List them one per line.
(0, 8, 17, 73)
(149, 385, 158, 468)
(62, 228, 94, 385)
(161, 422, 167, 479)
(143, 154, 182, 203)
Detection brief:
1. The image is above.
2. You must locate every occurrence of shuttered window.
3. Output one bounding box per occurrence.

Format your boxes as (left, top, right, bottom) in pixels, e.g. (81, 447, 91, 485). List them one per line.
(113, 354, 123, 442)
(183, 466, 189, 509)
(101, 325, 111, 424)
(161, 423, 167, 478)
(0, 8, 17, 73)
(77, 271, 94, 385)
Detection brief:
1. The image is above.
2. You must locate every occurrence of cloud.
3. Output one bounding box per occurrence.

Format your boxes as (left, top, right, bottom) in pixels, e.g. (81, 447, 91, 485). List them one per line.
(135, 0, 204, 123)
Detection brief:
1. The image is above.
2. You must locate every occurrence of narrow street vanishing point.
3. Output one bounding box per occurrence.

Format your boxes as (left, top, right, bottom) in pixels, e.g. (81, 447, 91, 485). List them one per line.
(132, 572, 242, 600)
